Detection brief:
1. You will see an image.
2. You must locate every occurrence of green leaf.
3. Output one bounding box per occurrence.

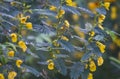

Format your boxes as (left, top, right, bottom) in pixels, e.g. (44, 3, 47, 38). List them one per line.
(93, 35, 104, 41)
(81, 52, 93, 61)
(32, 9, 57, 17)
(36, 34, 52, 43)
(81, 70, 89, 79)
(0, 55, 8, 64)
(5, 42, 17, 52)
(58, 40, 75, 52)
(70, 62, 84, 79)
(77, 7, 94, 17)
(0, 12, 15, 19)
(22, 65, 40, 77)
(54, 58, 67, 76)
(62, 5, 81, 15)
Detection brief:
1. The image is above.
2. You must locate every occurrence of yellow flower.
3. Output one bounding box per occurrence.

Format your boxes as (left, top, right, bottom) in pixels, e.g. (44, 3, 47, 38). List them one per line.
(56, 9, 65, 18)
(89, 60, 96, 72)
(61, 36, 69, 41)
(16, 59, 23, 68)
(10, 33, 17, 42)
(104, 2, 110, 10)
(8, 51, 15, 57)
(89, 31, 95, 37)
(20, 17, 27, 24)
(66, 0, 72, 3)
(10, 1, 16, 6)
(87, 73, 93, 79)
(18, 41, 27, 52)
(98, 14, 106, 24)
(48, 62, 54, 70)
(53, 40, 59, 47)
(97, 56, 104, 66)
(0, 73, 5, 79)
(49, 5, 57, 11)
(111, 6, 117, 20)
(96, 41, 106, 53)
(26, 22, 33, 29)
(8, 71, 17, 79)
(64, 20, 70, 28)
(72, 14, 79, 21)
(88, 2, 100, 13)
(65, 0, 77, 7)
(111, 12, 117, 20)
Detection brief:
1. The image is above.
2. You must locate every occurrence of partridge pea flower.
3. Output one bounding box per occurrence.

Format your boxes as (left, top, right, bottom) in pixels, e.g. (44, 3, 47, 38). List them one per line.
(18, 41, 27, 52)
(16, 59, 23, 68)
(10, 33, 17, 43)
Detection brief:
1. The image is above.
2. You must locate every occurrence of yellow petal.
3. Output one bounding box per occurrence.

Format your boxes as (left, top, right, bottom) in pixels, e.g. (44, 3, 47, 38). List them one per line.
(18, 41, 27, 52)
(97, 56, 104, 66)
(8, 71, 17, 79)
(48, 62, 54, 70)
(16, 59, 23, 68)
(104, 2, 110, 10)
(87, 73, 93, 79)
(89, 60, 96, 72)
(0, 73, 5, 79)
(8, 51, 15, 57)
(10, 33, 17, 42)
(26, 22, 33, 29)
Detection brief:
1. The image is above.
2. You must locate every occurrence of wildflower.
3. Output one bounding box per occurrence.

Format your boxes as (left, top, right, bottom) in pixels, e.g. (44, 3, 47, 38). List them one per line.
(104, 2, 110, 10)
(26, 22, 33, 29)
(48, 62, 54, 70)
(66, 0, 72, 4)
(16, 59, 23, 68)
(49, 5, 57, 11)
(72, 14, 79, 21)
(111, 6, 117, 20)
(8, 51, 15, 57)
(0, 73, 5, 79)
(8, 71, 17, 79)
(89, 31, 95, 37)
(61, 36, 69, 41)
(87, 73, 93, 79)
(20, 17, 27, 24)
(65, 0, 77, 7)
(96, 41, 106, 53)
(53, 40, 59, 47)
(10, 1, 16, 6)
(18, 41, 27, 52)
(97, 56, 104, 66)
(64, 20, 70, 28)
(89, 60, 96, 72)
(98, 14, 106, 24)
(88, 2, 99, 12)
(10, 33, 17, 42)
(56, 9, 65, 18)
(47, 59, 54, 70)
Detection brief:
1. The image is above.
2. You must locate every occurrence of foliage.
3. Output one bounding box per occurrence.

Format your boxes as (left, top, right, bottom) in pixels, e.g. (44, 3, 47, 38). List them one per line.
(0, 0, 120, 79)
